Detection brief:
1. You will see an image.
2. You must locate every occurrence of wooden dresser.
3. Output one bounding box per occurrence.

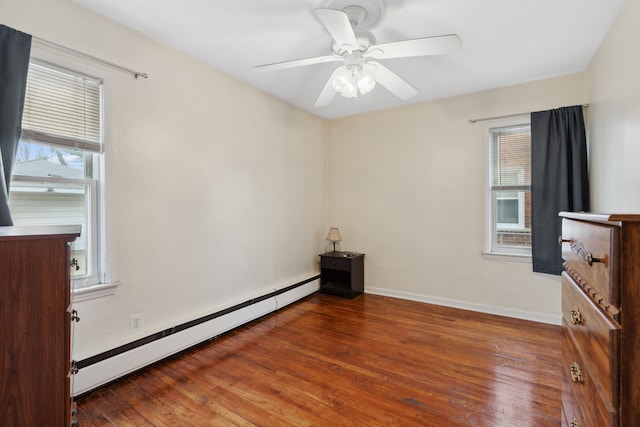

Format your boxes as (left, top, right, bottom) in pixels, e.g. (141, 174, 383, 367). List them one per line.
(559, 212, 640, 427)
(0, 226, 81, 426)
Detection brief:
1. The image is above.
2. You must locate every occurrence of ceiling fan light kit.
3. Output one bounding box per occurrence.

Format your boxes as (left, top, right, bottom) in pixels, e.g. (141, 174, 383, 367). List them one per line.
(254, 0, 461, 107)
(331, 52, 376, 98)
(332, 66, 376, 98)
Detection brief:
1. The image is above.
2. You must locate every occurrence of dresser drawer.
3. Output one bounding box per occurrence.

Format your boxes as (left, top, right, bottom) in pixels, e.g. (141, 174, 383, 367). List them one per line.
(562, 324, 617, 427)
(320, 256, 351, 271)
(562, 273, 620, 405)
(561, 218, 619, 307)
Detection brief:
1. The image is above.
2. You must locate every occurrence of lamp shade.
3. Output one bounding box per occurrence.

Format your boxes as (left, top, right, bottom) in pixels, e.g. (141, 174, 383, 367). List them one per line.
(325, 227, 342, 243)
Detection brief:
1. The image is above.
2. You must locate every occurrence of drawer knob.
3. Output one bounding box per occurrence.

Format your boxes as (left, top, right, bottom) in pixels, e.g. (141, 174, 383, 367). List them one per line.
(584, 251, 605, 267)
(569, 418, 581, 427)
(570, 362, 584, 383)
(558, 235, 571, 245)
(569, 241, 605, 266)
(570, 306, 582, 326)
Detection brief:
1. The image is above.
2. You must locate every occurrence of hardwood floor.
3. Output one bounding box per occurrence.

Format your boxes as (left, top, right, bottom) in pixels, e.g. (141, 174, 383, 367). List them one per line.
(75, 293, 562, 426)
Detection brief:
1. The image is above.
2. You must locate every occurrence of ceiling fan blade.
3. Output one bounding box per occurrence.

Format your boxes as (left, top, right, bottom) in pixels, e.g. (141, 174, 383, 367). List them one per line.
(314, 67, 342, 107)
(255, 54, 341, 72)
(315, 8, 358, 53)
(366, 61, 418, 100)
(367, 34, 462, 60)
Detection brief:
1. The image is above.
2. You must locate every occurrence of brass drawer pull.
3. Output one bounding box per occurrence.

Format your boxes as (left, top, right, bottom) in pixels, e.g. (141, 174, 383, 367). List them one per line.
(570, 362, 584, 383)
(569, 418, 580, 427)
(570, 306, 582, 325)
(569, 240, 605, 266)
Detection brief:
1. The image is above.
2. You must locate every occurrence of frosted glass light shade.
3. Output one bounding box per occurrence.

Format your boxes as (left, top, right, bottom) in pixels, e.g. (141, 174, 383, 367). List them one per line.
(356, 71, 376, 95)
(332, 66, 376, 98)
(332, 68, 355, 94)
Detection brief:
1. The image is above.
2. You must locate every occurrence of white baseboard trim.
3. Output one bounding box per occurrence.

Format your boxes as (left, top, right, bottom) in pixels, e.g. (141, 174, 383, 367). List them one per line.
(365, 287, 561, 326)
(73, 279, 319, 396)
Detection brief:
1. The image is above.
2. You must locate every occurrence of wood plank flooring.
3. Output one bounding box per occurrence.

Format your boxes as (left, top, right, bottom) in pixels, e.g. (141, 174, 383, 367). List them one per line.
(75, 293, 562, 426)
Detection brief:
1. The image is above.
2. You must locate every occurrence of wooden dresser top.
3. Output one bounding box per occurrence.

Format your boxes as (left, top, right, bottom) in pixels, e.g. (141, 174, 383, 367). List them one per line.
(559, 211, 640, 225)
(0, 225, 81, 241)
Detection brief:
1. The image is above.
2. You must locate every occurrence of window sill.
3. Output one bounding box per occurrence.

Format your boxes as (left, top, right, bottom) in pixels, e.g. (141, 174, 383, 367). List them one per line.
(482, 252, 531, 263)
(72, 281, 120, 303)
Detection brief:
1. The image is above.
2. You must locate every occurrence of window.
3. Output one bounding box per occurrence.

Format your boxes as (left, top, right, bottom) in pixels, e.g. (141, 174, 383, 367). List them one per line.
(9, 58, 110, 293)
(485, 121, 531, 257)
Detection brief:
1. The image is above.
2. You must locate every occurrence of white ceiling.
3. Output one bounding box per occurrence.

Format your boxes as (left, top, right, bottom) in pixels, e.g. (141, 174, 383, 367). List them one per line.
(74, 0, 624, 119)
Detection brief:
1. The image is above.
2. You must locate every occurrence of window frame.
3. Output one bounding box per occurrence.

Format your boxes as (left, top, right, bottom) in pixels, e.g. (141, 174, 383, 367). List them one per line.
(12, 46, 119, 300)
(483, 116, 532, 262)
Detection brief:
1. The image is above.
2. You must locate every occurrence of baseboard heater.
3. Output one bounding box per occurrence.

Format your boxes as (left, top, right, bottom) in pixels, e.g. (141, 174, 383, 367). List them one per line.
(73, 276, 320, 396)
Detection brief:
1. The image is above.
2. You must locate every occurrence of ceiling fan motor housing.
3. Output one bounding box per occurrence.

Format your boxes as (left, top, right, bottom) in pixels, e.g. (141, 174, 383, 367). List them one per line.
(323, 0, 385, 29)
(331, 29, 376, 55)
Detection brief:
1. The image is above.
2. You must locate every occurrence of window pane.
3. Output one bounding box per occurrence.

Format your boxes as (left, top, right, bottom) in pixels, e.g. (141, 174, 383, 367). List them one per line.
(9, 181, 91, 278)
(14, 141, 85, 179)
(493, 189, 531, 249)
(495, 229, 531, 248)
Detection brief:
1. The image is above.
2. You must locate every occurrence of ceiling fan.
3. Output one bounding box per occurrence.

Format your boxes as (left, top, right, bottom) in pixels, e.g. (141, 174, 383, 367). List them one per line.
(254, 0, 462, 107)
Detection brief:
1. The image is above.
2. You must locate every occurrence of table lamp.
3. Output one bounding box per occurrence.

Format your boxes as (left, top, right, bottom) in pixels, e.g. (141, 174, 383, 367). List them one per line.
(325, 227, 342, 253)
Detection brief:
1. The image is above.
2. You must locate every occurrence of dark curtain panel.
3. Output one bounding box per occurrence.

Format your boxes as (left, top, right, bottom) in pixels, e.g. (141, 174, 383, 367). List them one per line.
(0, 24, 32, 226)
(531, 105, 590, 275)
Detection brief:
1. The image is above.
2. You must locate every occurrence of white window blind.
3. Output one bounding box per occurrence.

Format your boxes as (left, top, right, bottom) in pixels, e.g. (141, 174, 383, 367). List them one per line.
(21, 60, 102, 152)
(490, 125, 531, 190)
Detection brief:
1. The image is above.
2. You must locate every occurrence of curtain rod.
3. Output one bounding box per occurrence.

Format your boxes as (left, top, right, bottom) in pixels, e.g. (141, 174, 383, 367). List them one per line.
(468, 104, 589, 124)
(32, 36, 149, 79)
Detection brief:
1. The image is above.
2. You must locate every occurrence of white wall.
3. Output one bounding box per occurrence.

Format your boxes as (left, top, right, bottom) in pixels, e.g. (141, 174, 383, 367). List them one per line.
(1, 0, 329, 359)
(328, 74, 587, 323)
(587, 0, 640, 212)
(4, 0, 629, 367)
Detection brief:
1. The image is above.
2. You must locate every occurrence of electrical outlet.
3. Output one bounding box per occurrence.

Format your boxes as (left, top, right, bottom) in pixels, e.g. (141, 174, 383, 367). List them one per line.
(129, 313, 144, 334)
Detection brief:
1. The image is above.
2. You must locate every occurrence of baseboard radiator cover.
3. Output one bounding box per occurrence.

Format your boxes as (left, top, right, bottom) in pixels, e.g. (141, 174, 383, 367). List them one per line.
(73, 277, 320, 396)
